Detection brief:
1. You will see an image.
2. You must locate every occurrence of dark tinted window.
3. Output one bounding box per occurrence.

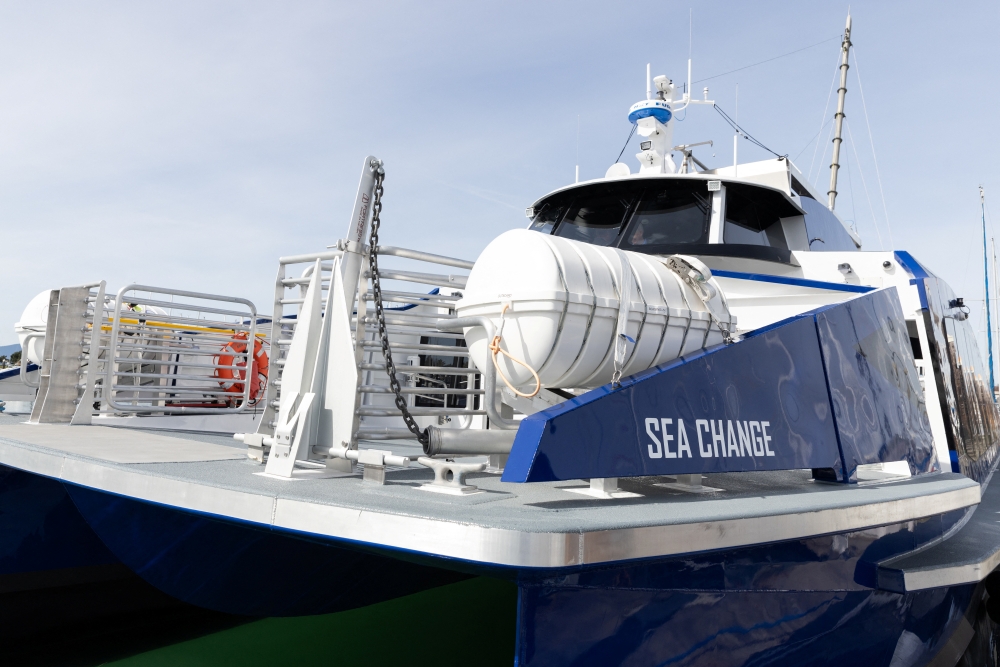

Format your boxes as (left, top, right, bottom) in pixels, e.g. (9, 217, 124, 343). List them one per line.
(799, 196, 860, 251)
(554, 187, 640, 246)
(790, 176, 815, 200)
(724, 184, 791, 249)
(527, 197, 569, 235)
(624, 183, 711, 246)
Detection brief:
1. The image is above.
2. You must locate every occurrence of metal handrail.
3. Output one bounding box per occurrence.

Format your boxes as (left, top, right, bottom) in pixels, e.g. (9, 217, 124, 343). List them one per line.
(373, 269, 468, 289)
(375, 246, 475, 270)
(278, 250, 343, 265)
(106, 284, 258, 415)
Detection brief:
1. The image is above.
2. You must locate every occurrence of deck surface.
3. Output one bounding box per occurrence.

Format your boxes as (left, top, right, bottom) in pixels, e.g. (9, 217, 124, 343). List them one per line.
(879, 471, 1000, 592)
(0, 423, 243, 463)
(0, 413, 982, 568)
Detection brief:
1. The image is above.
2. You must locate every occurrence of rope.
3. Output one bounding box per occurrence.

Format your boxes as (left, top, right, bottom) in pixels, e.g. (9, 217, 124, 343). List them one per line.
(615, 124, 637, 164)
(712, 105, 785, 159)
(845, 121, 884, 251)
(692, 35, 841, 85)
(808, 50, 844, 182)
(489, 304, 541, 399)
(852, 46, 894, 248)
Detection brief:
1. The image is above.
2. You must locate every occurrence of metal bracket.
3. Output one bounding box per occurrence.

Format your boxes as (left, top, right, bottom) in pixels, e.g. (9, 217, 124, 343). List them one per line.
(655, 474, 721, 494)
(358, 448, 393, 485)
(237, 432, 269, 463)
(564, 477, 642, 500)
(486, 453, 508, 473)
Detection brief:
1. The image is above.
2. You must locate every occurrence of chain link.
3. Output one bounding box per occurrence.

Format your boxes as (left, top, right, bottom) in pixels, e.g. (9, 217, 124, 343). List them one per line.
(367, 165, 429, 446)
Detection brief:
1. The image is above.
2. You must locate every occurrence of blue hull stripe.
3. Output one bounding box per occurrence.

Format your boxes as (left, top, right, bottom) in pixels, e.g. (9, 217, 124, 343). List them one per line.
(0, 363, 38, 382)
(894, 250, 932, 309)
(712, 269, 875, 293)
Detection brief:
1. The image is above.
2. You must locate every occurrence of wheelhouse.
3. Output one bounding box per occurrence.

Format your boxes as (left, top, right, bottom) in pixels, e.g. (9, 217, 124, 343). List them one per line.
(526, 160, 860, 265)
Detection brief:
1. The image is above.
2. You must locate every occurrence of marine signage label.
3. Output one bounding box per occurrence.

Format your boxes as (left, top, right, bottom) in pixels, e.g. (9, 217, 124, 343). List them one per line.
(504, 313, 845, 483)
(644, 418, 775, 459)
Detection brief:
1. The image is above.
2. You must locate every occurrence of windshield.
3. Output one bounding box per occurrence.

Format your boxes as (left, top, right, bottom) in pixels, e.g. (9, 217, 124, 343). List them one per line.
(624, 185, 711, 246)
(553, 186, 640, 245)
(528, 180, 712, 248)
(723, 184, 789, 249)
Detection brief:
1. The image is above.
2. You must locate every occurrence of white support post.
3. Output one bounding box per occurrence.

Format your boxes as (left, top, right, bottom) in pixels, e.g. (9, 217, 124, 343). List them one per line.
(339, 156, 381, 310)
(320, 262, 360, 472)
(709, 184, 726, 244)
(70, 281, 106, 425)
(264, 261, 325, 477)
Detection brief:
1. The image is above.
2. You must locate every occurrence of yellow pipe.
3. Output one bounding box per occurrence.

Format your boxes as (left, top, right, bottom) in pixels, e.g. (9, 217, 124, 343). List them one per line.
(93, 318, 267, 338)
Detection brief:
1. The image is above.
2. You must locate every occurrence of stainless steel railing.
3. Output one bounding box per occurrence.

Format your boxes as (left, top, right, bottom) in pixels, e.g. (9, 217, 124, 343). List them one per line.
(257, 243, 484, 451)
(102, 284, 262, 415)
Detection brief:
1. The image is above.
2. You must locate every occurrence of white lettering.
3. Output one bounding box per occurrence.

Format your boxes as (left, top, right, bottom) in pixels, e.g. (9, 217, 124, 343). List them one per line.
(738, 421, 753, 457)
(727, 421, 740, 457)
(711, 420, 726, 457)
(661, 418, 676, 458)
(677, 419, 693, 458)
(646, 418, 662, 459)
(762, 421, 775, 456)
(642, 417, 773, 460)
(750, 421, 764, 456)
(696, 419, 712, 457)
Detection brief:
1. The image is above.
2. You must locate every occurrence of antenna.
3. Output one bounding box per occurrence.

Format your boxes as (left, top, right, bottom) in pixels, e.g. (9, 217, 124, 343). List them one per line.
(646, 63, 651, 100)
(688, 9, 693, 96)
(575, 114, 580, 183)
(993, 233, 999, 398)
(983, 184, 995, 400)
(733, 84, 739, 176)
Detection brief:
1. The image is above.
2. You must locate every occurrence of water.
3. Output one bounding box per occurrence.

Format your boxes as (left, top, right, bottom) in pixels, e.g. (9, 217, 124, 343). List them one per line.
(5, 575, 517, 666)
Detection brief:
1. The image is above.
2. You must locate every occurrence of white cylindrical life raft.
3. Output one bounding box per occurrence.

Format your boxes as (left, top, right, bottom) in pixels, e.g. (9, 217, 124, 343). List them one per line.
(15, 290, 54, 365)
(456, 229, 735, 391)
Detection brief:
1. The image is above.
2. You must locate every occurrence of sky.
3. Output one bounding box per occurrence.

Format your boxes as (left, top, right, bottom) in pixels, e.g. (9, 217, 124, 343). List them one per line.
(2, 1, 999, 354)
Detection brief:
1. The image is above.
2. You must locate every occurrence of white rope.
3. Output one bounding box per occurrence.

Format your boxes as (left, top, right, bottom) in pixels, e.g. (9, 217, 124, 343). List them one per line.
(490, 304, 541, 399)
(808, 51, 843, 182)
(852, 46, 894, 248)
(845, 120, 885, 251)
(611, 249, 635, 387)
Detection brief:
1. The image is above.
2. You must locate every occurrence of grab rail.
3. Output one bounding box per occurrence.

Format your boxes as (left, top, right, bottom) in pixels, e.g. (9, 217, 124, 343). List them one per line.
(104, 284, 260, 415)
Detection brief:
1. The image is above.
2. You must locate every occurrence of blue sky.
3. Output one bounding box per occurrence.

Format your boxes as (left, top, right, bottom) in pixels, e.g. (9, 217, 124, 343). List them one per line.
(2, 1, 998, 351)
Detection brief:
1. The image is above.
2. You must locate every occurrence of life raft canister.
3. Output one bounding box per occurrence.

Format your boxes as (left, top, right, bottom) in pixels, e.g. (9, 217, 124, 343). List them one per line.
(214, 332, 269, 405)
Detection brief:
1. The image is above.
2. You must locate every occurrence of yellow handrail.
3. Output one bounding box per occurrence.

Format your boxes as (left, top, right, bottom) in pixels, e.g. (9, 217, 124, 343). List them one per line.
(93, 317, 267, 338)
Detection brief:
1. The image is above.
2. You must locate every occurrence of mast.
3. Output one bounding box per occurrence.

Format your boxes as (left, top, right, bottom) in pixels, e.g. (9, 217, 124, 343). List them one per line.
(827, 13, 852, 210)
(983, 185, 995, 400)
(993, 235, 999, 381)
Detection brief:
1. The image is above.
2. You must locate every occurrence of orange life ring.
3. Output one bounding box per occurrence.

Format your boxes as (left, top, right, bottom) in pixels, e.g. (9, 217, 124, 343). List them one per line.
(214, 332, 269, 405)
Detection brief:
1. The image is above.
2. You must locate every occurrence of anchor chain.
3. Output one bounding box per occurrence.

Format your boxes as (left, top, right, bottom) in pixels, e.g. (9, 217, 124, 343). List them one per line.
(367, 164, 430, 446)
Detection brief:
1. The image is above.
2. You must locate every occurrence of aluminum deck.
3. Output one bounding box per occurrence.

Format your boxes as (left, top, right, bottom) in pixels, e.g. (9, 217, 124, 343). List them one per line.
(0, 415, 981, 570)
(879, 469, 1000, 592)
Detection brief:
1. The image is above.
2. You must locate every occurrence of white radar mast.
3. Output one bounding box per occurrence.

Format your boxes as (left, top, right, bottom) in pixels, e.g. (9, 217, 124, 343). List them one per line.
(625, 60, 714, 175)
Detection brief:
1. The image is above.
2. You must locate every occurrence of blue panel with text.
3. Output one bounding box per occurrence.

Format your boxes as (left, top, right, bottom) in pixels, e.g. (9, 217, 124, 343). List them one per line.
(502, 288, 934, 484)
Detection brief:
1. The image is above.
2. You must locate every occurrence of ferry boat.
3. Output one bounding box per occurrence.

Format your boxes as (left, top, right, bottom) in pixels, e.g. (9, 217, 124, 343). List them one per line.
(3, 14, 1000, 666)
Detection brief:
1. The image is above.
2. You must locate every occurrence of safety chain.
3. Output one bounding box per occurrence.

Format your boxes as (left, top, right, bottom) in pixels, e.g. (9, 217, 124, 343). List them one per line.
(367, 163, 430, 446)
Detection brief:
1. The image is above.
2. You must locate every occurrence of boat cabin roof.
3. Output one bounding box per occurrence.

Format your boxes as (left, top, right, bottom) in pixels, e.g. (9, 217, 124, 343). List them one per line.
(527, 158, 861, 265)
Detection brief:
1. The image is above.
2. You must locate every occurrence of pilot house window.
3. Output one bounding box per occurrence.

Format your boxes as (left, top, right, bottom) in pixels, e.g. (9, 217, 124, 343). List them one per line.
(625, 185, 711, 246)
(723, 185, 789, 249)
(554, 189, 639, 246)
